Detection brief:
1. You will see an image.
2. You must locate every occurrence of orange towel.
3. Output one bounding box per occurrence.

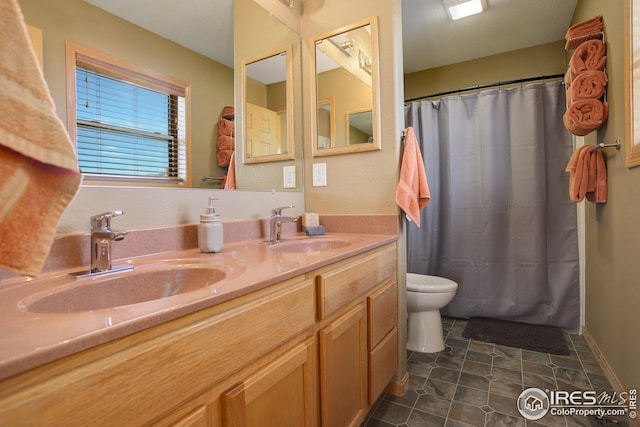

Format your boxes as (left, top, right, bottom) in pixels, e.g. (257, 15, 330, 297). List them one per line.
(570, 39, 606, 75)
(563, 99, 609, 136)
(222, 105, 234, 120)
(586, 150, 607, 203)
(217, 149, 233, 167)
(218, 118, 235, 137)
(565, 16, 603, 40)
(396, 127, 430, 227)
(217, 135, 235, 151)
(565, 145, 607, 203)
(568, 70, 607, 101)
(0, 0, 81, 276)
(224, 151, 236, 190)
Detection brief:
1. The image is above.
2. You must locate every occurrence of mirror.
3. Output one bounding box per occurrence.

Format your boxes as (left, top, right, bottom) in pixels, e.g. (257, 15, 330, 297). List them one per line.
(347, 109, 373, 145)
(317, 97, 335, 148)
(311, 17, 380, 157)
(242, 46, 294, 163)
(18, 0, 303, 191)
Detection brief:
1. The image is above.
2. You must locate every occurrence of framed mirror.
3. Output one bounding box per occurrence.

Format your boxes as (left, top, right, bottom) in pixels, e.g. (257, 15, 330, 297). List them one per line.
(310, 17, 380, 157)
(242, 46, 294, 164)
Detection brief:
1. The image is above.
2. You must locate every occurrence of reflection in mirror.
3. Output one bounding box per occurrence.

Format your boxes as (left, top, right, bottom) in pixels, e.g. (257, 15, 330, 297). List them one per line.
(317, 97, 335, 148)
(347, 109, 373, 145)
(311, 17, 380, 157)
(243, 46, 294, 164)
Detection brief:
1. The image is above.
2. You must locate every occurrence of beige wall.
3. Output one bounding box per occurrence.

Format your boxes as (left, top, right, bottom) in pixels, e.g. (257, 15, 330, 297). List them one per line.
(301, 0, 404, 215)
(572, 0, 640, 391)
(404, 41, 568, 101)
(18, 0, 234, 187)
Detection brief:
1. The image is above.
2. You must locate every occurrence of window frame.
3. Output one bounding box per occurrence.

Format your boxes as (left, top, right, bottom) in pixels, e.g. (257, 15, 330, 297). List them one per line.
(65, 41, 192, 187)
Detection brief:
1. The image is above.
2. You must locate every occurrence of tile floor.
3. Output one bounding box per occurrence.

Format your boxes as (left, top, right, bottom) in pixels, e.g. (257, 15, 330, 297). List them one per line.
(363, 317, 631, 427)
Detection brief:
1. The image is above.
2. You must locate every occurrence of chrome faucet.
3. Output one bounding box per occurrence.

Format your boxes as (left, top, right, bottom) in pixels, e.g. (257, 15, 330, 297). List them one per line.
(268, 205, 298, 244)
(69, 211, 133, 278)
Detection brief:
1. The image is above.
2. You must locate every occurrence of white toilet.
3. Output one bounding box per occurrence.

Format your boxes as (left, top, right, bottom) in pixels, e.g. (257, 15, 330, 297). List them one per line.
(406, 273, 458, 353)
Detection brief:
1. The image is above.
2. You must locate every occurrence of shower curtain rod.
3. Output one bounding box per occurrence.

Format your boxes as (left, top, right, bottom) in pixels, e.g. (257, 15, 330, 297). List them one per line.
(404, 73, 565, 103)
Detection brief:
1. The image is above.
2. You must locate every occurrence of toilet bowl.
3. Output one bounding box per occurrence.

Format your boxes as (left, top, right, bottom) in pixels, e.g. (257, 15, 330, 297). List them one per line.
(406, 273, 458, 353)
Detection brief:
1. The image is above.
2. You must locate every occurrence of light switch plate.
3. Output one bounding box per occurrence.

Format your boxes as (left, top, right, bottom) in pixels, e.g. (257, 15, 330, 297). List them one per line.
(313, 163, 327, 187)
(283, 166, 296, 188)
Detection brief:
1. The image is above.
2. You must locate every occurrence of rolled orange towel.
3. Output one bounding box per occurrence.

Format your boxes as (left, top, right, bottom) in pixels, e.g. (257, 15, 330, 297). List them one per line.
(217, 149, 233, 167)
(570, 39, 606, 75)
(218, 118, 235, 137)
(217, 135, 235, 151)
(569, 70, 607, 101)
(563, 99, 608, 136)
(565, 16, 603, 40)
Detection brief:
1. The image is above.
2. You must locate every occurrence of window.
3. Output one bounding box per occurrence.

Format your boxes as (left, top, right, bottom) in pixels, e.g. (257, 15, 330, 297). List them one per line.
(66, 42, 191, 186)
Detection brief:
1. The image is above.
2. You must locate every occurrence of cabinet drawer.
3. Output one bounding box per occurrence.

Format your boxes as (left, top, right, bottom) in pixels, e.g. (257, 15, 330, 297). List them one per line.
(368, 327, 398, 405)
(317, 244, 396, 319)
(367, 280, 397, 351)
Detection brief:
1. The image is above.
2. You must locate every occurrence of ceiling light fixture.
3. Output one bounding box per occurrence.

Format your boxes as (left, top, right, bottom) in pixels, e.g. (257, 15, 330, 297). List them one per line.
(444, 0, 487, 20)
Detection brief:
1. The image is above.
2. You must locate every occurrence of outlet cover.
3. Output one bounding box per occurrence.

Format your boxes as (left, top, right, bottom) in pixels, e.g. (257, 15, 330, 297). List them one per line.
(283, 166, 296, 188)
(313, 163, 327, 187)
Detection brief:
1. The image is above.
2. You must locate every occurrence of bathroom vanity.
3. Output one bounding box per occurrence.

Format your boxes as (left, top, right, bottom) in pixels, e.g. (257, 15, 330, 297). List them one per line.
(0, 229, 398, 427)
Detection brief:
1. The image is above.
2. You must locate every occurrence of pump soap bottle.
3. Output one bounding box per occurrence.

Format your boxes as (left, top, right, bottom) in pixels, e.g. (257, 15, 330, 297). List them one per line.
(198, 197, 223, 253)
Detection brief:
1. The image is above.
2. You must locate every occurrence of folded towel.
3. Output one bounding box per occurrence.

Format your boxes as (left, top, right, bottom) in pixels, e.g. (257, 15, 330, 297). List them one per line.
(224, 151, 236, 190)
(563, 99, 609, 136)
(396, 127, 430, 227)
(568, 70, 608, 101)
(218, 118, 235, 137)
(222, 105, 235, 120)
(217, 135, 235, 151)
(565, 145, 607, 203)
(570, 39, 606, 75)
(0, 0, 81, 276)
(565, 16, 603, 40)
(217, 149, 233, 167)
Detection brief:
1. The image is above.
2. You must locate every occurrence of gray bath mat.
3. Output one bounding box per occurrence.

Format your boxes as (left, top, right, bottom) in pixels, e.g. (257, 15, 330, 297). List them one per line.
(462, 317, 570, 355)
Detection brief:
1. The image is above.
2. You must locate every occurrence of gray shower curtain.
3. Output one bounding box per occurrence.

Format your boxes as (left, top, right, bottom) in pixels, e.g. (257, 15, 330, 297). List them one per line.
(405, 81, 580, 331)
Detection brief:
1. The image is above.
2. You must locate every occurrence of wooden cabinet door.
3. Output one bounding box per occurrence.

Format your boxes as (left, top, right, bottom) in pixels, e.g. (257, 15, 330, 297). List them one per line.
(318, 303, 367, 427)
(221, 339, 317, 427)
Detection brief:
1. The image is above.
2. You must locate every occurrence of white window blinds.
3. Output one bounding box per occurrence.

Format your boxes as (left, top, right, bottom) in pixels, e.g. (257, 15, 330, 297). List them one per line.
(69, 44, 189, 185)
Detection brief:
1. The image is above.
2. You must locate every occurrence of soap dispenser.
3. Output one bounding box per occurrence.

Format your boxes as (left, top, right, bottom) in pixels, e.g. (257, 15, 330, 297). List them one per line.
(198, 197, 223, 253)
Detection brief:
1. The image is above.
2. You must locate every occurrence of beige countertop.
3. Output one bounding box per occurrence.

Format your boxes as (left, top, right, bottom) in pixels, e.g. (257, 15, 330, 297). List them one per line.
(0, 232, 397, 381)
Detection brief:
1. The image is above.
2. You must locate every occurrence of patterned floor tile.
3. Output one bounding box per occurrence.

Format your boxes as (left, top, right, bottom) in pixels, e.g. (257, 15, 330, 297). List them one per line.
(362, 318, 622, 427)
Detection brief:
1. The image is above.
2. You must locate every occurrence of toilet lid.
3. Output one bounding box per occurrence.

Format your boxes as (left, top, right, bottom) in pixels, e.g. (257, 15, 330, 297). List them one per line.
(406, 273, 458, 293)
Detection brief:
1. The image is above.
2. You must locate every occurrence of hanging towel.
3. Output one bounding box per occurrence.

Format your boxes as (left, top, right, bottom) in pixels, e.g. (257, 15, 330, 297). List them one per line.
(224, 151, 236, 190)
(565, 145, 607, 203)
(0, 0, 81, 276)
(396, 127, 430, 226)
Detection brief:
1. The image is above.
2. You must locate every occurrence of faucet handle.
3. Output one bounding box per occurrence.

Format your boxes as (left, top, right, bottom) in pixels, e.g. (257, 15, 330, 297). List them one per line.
(271, 205, 294, 217)
(91, 211, 124, 230)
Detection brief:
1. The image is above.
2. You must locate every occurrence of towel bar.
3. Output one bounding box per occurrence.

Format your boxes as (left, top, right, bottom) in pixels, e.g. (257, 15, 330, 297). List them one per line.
(597, 140, 621, 150)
